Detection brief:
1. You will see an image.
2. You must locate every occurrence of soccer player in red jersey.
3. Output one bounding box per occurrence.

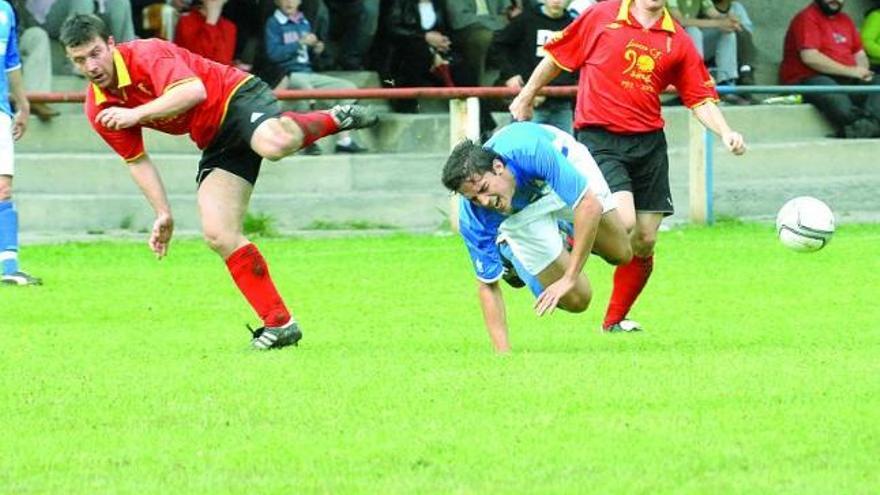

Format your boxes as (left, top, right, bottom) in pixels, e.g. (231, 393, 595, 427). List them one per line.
(60, 14, 378, 350)
(510, 0, 746, 332)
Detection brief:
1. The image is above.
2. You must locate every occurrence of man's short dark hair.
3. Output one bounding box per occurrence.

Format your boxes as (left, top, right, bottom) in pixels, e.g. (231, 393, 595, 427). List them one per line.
(59, 14, 109, 48)
(441, 139, 501, 192)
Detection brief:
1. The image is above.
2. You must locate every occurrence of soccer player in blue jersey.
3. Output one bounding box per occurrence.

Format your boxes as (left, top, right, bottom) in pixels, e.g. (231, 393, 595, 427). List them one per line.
(0, 2, 39, 286)
(442, 122, 633, 352)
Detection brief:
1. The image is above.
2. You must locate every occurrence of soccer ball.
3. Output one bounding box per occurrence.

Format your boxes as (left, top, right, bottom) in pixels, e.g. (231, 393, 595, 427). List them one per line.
(776, 197, 835, 252)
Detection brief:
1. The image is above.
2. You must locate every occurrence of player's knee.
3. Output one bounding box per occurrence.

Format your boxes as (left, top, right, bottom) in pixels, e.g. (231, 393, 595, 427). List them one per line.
(254, 123, 303, 161)
(632, 230, 657, 253)
(560, 290, 591, 313)
(257, 137, 295, 161)
(605, 243, 633, 266)
(202, 228, 236, 255)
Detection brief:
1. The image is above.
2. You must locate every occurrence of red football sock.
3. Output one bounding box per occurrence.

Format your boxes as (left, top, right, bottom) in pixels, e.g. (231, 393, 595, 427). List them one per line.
(225, 243, 291, 328)
(603, 255, 654, 328)
(281, 110, 339, 148)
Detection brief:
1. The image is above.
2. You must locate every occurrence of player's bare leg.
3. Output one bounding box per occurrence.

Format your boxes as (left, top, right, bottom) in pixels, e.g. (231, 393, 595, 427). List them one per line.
(602, 202, 663, 332)
(535, 250, 593, 314)
(592, 210, 633, 266)
(250, 105, 378, 161)
(198, 169, 252, 259)
(198, 169, 301, 349)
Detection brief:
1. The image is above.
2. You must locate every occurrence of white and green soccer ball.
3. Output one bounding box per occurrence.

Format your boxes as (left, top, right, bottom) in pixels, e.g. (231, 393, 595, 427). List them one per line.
(776, 196, 835, 252)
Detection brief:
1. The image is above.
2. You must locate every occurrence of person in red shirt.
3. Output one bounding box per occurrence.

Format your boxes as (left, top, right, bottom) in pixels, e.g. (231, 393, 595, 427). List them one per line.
(60, 14, 377, 350)
(510, 0, 745, 332)
(780, 0, 880, 138)
(173, 0, 237, 66)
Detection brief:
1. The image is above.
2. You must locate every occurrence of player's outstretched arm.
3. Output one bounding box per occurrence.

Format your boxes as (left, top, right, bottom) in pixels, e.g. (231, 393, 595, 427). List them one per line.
(534, 191, 601, 316)
(509, 57, 562, 122)
(477, 281, 511, 353)
(128, 155, 174, 259)
(692, 101, 747, 155)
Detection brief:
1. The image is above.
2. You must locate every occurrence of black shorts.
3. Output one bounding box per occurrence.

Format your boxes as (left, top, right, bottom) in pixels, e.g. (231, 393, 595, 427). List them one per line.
(197, 77, 281, 186)
(576, 127, 673, 216)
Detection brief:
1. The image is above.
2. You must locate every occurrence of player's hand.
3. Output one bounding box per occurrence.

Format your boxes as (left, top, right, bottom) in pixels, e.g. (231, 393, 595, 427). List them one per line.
(149, 213, 174, 259)
(718, 17, 741, 32)
(722, 131, 746, 155)
(302, 33, 319, 46)
(534, 276, 577, 316)
(12, 110, 28, 141)
(96, 106, 142, 130)
(851, 66, 874, 82)
(509, 92, 535, 121)
(425, 31, 451, 52)
(505, 75, 525, 90)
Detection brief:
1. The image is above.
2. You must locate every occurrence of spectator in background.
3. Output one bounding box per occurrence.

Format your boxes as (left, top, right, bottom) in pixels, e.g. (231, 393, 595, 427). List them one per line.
(445, 0, 516, 87)
(711, 0, 757, 85)
(299, 0, 332, 69)
(133, 0, 183, 40)
(781, 0, 880, 138)
(10, 0, 58, 121)
(386, 0, 457, 112)
(324, 0, 373, 69)
(861, 0, 880, 70)
(174, 0, 237, 65)
(25, 0, 135, 42)
(266, 0, 368, 154)
(490, 0, 576, 132)
(566, 0, 598, 17)
(0, 0, 40, 285)
(222, 0, 275, 71)
(667, 0, 750, 104)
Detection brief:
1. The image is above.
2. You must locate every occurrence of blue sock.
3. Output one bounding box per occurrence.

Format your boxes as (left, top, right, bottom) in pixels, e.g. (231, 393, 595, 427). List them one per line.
(0, 200, 19, 275)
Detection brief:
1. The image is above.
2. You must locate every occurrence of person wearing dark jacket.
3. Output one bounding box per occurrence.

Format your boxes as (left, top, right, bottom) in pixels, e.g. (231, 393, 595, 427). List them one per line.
(386, 0, 457, 112)
(491, 0, 575, 131)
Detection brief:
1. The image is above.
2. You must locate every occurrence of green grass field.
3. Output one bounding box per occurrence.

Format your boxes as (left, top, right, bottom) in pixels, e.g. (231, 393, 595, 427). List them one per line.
(3, 222, 879, 494)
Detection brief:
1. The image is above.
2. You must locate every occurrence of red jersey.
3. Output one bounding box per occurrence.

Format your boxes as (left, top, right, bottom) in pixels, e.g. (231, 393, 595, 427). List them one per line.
(779, 3, 863, 84)
(543, 0, 717, 133)
(84, 38, 251, 161)
(173, 11, 237, 66)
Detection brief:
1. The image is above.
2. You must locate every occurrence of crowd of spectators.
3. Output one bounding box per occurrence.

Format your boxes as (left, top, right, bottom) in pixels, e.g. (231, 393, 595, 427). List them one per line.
(8, 0, 880, 138)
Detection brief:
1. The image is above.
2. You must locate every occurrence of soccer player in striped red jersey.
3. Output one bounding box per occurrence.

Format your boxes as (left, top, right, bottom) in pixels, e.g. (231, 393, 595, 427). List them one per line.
(60, 14, 377, 349)
(511, 0, 746, 333)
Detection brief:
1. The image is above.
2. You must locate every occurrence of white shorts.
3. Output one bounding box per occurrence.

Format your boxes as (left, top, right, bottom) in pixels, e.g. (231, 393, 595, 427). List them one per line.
(0, 113, 14, 176)
(497, 171, 615, 277)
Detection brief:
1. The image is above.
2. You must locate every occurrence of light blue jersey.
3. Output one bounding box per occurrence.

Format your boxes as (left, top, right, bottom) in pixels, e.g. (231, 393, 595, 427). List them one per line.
(0, 1, 21, 116)
(459, 122, 591, 282)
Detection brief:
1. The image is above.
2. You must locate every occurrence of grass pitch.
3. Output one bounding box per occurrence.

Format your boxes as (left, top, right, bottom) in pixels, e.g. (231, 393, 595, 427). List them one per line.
(2, 223, 879, 493)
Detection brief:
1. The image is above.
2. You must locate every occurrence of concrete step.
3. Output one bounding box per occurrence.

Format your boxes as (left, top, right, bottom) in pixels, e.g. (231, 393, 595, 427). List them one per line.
(13, 137, 880, 233)
(14, 152, 447, 195)
(14, 191, 450, 234)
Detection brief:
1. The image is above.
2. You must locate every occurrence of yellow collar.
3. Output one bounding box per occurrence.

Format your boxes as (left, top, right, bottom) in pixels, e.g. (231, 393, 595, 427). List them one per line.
(92, 49, 132, 105)
(616, 0, 676, 33)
